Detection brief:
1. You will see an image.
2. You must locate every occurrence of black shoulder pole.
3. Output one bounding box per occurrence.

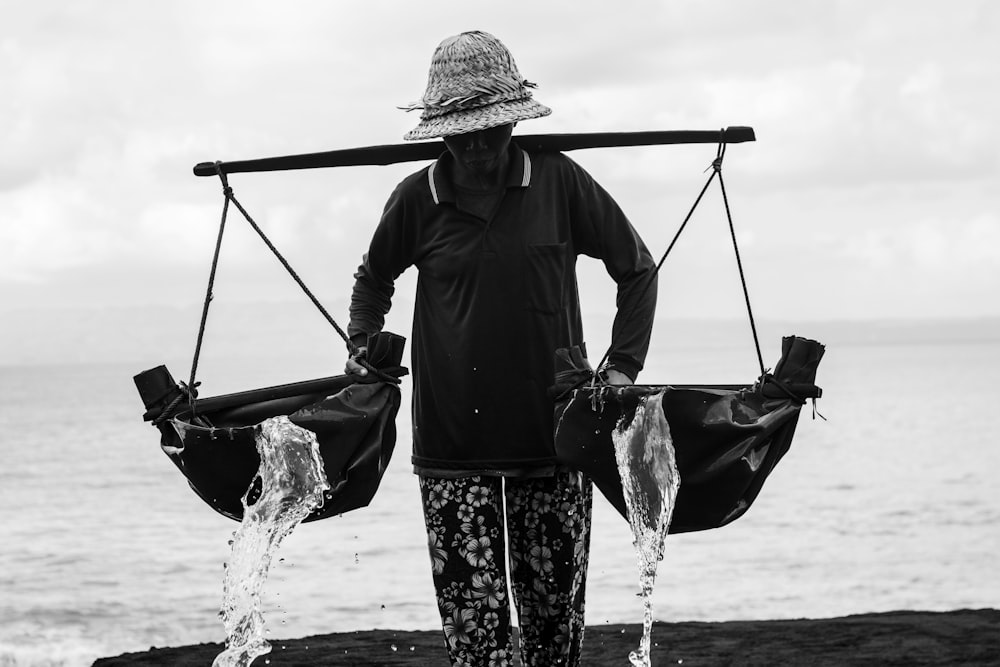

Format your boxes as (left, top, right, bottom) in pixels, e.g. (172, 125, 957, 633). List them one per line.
(193, 126, 756, 177)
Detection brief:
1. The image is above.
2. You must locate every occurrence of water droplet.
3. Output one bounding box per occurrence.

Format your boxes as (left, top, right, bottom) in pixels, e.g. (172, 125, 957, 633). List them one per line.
(354, 553, 360, 564)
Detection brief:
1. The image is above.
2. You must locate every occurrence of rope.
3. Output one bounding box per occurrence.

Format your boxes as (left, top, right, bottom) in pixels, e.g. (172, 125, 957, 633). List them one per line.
(222, 188, 357, 354)
(594, 135, 765, 385)
(592, 145, 722, 377)
(716, 145, 766, 379)
(185, 163, 231, 416)
(221, 187, 398, 379)
(151, 381, 200, 426)
(184, 165, 387, 405)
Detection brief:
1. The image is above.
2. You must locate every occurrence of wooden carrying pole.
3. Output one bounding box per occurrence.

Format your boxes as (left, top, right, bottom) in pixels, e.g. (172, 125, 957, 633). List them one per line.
(193, 126, 755, 176)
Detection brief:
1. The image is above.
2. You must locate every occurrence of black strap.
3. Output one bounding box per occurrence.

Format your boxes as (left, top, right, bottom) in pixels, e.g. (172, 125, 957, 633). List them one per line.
(596, 136, 765, 380)
(222, 180, 354, 349)
(715, 143, 766, 379)
(185, 167, 382, 412)
(184, 164, 231, 415)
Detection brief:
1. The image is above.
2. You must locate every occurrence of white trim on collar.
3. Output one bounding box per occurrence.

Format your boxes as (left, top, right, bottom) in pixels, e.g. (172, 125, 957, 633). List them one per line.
(428, 161, 440, 205)
(428, 149, 529, 204)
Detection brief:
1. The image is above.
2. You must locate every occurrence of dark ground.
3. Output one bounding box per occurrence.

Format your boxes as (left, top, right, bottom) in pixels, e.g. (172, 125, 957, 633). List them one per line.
(93, 608, 1000, 666)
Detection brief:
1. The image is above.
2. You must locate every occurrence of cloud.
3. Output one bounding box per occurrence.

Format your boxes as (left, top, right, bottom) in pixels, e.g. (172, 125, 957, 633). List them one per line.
(0, 178, 125, 281)
(2, 0, 998, 323)
(843, 214, 1000, 274)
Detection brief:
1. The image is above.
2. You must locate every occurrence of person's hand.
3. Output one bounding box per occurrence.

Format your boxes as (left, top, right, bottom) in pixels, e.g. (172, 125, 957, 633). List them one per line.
(603, 369, 633, 385)
(345, 346, 369, 377)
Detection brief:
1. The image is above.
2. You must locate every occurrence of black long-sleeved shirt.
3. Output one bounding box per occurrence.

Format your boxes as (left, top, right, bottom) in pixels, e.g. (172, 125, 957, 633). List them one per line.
(349, 143, 657, 474)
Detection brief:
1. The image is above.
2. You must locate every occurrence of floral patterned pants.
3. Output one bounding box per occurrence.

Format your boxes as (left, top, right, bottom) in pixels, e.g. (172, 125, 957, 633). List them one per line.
(419, 470, 593, 667)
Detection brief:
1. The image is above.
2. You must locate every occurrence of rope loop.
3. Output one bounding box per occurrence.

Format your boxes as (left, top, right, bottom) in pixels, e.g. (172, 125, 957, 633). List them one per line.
(358, 358, 402, 385)
(182, 380, 201, 396)
(350, 347, 401, 385)
(214, 161, 232, 195)
(705, 135, 727, 173)
(151, 380, 201, 425)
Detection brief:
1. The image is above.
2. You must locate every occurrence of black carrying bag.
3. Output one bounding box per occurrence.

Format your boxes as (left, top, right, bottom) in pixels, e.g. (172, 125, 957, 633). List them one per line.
(134, 331, 407, 522)
(553, 335, 824, 533)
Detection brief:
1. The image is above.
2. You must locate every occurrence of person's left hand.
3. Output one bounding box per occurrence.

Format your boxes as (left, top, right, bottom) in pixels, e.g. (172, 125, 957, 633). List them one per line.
(603, 369, 633, 385)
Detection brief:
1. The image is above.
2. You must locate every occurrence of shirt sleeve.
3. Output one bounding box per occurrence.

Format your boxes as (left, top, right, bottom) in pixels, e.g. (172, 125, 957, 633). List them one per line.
(347, 180, 417, 349)
(564, 156, 658, 381)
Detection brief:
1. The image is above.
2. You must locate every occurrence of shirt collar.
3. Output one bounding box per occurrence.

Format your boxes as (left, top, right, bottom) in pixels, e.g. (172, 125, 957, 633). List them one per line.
(428, 142, 532, 205)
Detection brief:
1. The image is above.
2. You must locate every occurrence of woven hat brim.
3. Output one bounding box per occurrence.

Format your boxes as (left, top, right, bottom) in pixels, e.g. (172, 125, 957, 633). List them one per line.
(403, 98, 551, 141)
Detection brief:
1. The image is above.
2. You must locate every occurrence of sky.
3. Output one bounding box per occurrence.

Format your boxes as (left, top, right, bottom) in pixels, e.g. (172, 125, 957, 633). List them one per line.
(2, 1, 999, 366)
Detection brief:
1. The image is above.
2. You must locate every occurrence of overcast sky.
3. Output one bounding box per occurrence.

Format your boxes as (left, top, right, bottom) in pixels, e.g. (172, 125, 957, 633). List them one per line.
(2, 1, 998, 365)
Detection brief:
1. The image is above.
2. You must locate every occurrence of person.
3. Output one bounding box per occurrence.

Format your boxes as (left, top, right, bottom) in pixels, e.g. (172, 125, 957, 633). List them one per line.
(346, 30, 657, 666)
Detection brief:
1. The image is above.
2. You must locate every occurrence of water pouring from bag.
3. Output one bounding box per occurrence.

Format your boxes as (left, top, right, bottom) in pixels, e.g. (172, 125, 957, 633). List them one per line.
(211, 416, 330, 667)
(613, 391, 680, 667)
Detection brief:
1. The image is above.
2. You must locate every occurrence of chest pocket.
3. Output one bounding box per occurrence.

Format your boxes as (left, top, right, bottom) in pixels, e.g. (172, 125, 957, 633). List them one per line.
(525, 242, 568, 314)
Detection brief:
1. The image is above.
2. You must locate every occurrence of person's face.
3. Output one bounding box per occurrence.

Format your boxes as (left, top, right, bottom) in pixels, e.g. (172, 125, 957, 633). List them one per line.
(443, 124, 514, 180)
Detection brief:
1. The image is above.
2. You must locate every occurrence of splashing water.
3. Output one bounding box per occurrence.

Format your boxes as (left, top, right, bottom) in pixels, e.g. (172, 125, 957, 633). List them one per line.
(212, 416, 330, 667)
(612, 390, 680, 667)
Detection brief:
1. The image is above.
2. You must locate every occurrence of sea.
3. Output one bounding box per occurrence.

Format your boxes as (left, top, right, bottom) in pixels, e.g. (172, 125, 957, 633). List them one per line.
(1, 317, 999, 666)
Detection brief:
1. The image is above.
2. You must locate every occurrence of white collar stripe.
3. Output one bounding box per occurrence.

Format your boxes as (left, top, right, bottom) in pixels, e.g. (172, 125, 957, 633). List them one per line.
(428, 162, 440, 204)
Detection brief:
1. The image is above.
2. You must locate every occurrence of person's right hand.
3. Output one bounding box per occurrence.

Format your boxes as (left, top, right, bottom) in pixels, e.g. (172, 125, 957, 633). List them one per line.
(345, 346, 369, 377)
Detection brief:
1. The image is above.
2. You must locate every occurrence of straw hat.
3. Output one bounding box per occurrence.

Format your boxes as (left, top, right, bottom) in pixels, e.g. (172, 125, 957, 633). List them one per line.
(402, 31, 551, 141)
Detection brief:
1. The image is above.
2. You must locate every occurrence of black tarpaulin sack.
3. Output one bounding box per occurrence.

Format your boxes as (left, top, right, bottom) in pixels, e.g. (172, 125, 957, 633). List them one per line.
(134, 331, 407, 522)
(553, 336, 824, 533)
(132, 160, 410, 522)
(547, 133, 825, 533)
